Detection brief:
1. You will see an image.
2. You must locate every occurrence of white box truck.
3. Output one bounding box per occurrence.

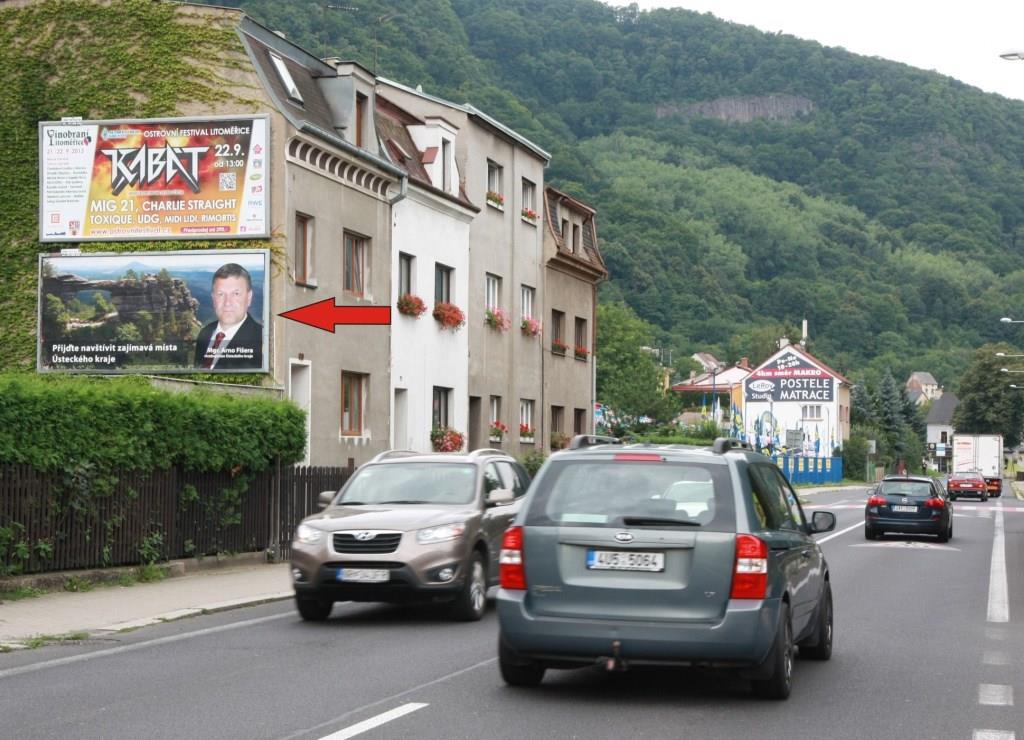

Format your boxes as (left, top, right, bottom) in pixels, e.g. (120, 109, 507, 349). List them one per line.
(952, 434, 1003, 497)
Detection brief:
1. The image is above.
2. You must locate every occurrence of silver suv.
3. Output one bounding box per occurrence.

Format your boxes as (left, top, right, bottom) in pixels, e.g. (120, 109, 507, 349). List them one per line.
(291, 449, 529, 622)
(496, 437, 836, 699)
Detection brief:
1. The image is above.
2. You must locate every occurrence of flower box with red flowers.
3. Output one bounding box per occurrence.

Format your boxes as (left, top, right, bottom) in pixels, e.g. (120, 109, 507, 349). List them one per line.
(519, 423, 534, 443)
(430, 426, 465, 452)
(432, 301, 466, 330)
(489, 420, 509, 442)
(485, 190, 505, 208)
(521, 207, 538, 223)
(396, 293, 427, 318)
(551, 338, 568, 356)
(574, 344, 589, 359)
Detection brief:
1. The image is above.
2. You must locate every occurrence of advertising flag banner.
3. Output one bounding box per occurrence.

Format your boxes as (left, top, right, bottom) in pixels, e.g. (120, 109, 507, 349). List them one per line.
(39, 116, 269, 242)
(38, 250, 269, 374)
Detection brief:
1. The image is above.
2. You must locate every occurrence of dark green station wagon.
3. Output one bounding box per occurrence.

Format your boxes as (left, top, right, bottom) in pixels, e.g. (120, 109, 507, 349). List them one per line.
(496, 437, 837, 699)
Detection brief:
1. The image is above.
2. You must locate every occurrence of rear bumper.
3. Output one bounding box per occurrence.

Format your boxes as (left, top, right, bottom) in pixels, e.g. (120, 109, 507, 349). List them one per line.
(865, 514, 945, 534)
(948, 487, 986, 498)
(496, 589, 780, 668)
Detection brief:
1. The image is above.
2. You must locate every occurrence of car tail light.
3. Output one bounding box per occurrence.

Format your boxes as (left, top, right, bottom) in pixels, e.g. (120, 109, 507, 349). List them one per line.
(924, 497, 945, 509)
(867, 495, 887, 507)
(499, 526, 526, 590)
(731, 534, 768, 599)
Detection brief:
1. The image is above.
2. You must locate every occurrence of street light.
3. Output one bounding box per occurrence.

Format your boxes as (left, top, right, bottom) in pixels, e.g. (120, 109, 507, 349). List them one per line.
(1000, 51, 1024, 61)
(1010, 384, 1024, 389)
(996, 352, 1024, 357)
(1001, 317, 1024, 323)
(1001, 368, 1024, 373)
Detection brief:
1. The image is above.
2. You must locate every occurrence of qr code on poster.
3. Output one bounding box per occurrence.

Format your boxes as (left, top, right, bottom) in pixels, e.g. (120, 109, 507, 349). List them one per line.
(218, 172, 237, 192)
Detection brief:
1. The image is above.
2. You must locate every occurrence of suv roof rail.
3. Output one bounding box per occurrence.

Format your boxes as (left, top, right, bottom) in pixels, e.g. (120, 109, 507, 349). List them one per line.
(369, 449, 421, 463)
(568, 434, 623, 450)
(711, 437, 751, 454)
(468, 448, 506, 458)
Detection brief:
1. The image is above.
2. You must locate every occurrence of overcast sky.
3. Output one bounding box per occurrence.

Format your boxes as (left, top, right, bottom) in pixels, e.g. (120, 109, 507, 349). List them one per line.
(626, 1, 1024, 101)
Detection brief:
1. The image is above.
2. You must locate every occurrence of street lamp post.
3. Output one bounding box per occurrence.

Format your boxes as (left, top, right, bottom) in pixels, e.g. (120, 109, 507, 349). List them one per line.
(1001, 317, 1024, 324)
(1000, 368, 1024, 374)
(996, 352, 1024, 358)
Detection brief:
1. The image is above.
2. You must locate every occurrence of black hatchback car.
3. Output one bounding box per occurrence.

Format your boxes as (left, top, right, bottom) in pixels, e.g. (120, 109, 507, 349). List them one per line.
(864, 475, 952, 541)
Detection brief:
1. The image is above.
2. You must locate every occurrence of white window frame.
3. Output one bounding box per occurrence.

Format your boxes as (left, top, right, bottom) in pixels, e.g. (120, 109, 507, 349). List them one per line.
(490, 396, 501, 424)
(487, 161, 503, 197)
(485, 274, 501, 310)
(520, 399, 534, 433)
(294, 212, 315, 285)
(522, 178, 535, 211)
(521, 285, 535, 321)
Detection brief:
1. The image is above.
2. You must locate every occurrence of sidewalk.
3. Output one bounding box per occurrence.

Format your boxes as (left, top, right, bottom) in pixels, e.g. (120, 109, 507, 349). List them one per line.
(0, 555, 293, 649)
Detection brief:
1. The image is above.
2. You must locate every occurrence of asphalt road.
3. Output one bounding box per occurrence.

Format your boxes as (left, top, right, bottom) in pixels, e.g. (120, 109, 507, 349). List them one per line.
(2, 486, 1023, 740)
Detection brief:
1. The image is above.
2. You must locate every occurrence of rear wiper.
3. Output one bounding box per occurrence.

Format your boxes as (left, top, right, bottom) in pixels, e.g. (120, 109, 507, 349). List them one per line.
(338, 501, 367, 505)
(378, 499, 431, 504)
(621, 516, 700, 527)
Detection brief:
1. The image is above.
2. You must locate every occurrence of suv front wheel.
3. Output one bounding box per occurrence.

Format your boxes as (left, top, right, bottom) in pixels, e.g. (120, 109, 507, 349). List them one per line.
(296, 596, 333, 622)
(450, 552, 487, 621)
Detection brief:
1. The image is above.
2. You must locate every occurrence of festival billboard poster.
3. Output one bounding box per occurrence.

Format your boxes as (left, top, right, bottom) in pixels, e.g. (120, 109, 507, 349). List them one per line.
(37, 250, 269, 374)
(39, 115, 269, 242)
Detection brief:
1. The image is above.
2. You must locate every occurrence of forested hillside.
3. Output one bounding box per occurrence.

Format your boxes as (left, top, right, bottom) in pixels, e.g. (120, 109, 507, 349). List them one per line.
(30, 0, 1024, 389)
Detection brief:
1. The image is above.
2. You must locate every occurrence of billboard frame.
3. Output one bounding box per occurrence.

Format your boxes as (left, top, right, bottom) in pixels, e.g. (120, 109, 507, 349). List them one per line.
(36, 248, 271, 375)
(38, 114, 271, 243)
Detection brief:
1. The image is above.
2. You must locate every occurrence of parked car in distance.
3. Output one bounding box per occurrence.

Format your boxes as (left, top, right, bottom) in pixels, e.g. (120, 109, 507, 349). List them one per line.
(497, 437, 837, 700)
(290, 448, 530, 622)
(947, 470, 988, 501)
(864, 475, 952, 541)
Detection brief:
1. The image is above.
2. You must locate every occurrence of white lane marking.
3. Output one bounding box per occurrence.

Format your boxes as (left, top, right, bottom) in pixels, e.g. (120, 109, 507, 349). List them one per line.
(979, 684, 1014, 706)
(850, 542, 959, 551)
(983, 651, 1011, 666)
(988, 508, 1009, 623)
(816, 521, 863, 544)
(318, 703, 428, 740)
(0, 612, 292, 680)
(277, 658, 495, 740)
(974, 732, 1015, 740)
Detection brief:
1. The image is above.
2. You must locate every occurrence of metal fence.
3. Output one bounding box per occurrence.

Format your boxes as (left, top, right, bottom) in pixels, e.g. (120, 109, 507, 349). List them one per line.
(773, 455, 844, 485)
(0, 463, 353, 575)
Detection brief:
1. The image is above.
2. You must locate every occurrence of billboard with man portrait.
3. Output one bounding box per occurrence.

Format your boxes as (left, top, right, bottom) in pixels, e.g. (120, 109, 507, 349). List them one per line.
(37, 250, 269, 374)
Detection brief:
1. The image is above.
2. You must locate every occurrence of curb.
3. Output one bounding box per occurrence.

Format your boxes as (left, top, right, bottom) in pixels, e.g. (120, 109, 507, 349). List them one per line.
(96, 591, 294, 634)
(0, 551, 273, 595)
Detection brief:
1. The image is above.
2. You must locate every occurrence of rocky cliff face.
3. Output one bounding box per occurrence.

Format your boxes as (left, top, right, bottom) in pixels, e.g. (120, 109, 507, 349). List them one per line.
(656, 94, 816, 123)
(44, 273, 200, 325)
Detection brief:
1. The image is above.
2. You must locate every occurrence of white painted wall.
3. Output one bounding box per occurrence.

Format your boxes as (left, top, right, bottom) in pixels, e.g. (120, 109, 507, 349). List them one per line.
(390, 186, 472, 452)
(744, 378, 842, 455)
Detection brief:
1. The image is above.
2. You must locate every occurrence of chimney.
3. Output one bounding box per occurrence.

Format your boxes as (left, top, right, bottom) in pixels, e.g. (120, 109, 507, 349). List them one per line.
(689, 370, 696, 383)
(779, 337, 790, 348)
(801, 319, 808, 347)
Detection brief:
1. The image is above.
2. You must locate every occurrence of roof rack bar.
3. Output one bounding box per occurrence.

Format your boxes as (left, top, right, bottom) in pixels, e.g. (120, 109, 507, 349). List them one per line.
(711, 437, 751, 454)
(369, 449, 420, 463)
(568, 434, 623, 450)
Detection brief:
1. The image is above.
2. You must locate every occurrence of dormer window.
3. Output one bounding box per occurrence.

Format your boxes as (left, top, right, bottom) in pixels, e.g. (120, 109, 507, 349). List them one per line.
(269, 52, 303, 104)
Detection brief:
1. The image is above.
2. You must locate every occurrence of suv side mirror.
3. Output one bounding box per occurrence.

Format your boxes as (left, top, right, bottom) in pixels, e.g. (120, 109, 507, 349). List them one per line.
(486, 488, 515, 506)
(317, 490, 335, 510)
(809, 510, 836, 534)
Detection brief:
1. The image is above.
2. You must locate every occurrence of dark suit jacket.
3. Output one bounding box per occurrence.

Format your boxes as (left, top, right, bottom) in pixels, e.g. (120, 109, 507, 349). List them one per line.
(194, 314, 264, 370)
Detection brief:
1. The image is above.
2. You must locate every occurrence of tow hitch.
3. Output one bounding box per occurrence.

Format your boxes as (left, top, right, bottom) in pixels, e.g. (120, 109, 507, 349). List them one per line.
(600, 640, 628, 672)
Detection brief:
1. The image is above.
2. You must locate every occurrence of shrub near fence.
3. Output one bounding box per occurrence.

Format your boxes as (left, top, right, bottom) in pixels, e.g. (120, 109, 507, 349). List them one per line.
(0, 374, 311, 576)
(0, 463, 353, 574)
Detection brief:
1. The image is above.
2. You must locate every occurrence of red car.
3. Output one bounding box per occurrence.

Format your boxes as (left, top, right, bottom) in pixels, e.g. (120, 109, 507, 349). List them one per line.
(947, 471, 988, 501)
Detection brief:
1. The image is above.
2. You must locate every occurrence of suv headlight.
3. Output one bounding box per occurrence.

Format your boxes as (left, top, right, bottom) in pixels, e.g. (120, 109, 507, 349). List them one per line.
(416, 523, 466, 544)
(294, 523, 324, 545)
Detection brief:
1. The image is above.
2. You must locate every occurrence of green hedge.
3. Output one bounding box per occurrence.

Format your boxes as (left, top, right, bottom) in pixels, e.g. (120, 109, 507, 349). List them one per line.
(0, 374, 306, 475)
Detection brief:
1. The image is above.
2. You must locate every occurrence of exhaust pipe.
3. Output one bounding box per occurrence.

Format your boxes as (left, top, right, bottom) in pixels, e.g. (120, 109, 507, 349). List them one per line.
(599, 640, 628, 672)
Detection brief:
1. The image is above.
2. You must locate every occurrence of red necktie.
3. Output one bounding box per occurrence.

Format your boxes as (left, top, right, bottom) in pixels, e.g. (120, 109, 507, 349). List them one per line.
(202, 331, 226, 369)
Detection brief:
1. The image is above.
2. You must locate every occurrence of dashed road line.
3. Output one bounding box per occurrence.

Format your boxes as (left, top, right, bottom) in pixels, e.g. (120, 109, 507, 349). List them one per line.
(978, 684, 1014, 707)
(974, 732, 1015, 740)
(987, 508, 1009, 623)
(317, 703, 428, 740)
(982, 651, 1011, 666)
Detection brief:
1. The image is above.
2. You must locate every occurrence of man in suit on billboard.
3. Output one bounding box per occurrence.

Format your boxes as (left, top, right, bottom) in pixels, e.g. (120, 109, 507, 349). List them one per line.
(194, 263, 263, 371)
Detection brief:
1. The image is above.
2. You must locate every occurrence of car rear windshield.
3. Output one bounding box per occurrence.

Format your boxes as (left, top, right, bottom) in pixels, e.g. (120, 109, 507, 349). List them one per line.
(878, 480, 934, 498)
(337, 463, 476, 506)
(524, 458, 735, 531)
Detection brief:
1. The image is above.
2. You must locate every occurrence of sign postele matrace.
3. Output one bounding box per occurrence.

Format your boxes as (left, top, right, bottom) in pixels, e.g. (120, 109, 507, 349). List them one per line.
(745, 350, 834, 402)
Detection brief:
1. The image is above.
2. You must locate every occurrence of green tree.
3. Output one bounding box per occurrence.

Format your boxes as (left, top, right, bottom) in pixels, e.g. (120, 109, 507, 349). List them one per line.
(953, 343, 1024, 448)
(596, 302, 677, 423)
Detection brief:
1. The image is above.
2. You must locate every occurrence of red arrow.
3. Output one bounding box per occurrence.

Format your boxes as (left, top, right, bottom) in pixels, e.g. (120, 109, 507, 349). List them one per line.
(279, 298, 391, 333)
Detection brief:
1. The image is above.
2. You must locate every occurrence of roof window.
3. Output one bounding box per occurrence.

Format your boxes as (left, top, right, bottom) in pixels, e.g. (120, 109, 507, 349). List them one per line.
(269, 52, 303, 104)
